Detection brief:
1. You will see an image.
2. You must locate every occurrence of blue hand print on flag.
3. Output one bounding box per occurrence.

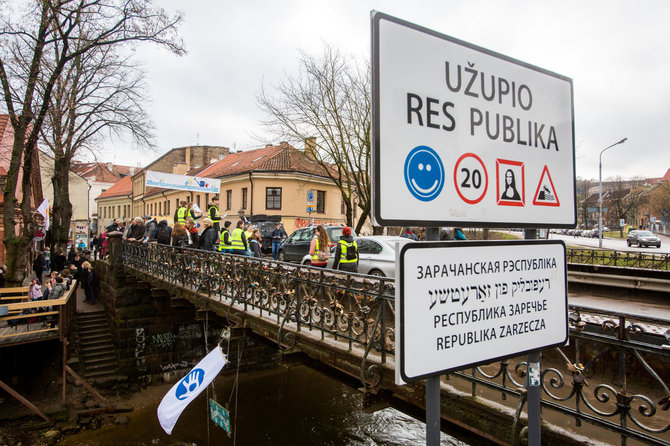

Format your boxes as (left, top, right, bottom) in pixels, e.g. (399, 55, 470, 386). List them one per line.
(175, 368, 204, 400)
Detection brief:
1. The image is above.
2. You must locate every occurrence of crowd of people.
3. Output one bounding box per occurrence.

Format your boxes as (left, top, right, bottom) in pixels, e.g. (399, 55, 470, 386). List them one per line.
(91, 197, 275, 259)
(31, 246, 96, 305)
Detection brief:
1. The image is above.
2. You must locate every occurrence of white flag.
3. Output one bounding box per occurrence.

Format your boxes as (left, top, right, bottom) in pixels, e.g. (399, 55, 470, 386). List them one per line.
(36, 198, 50, 231)
(191, 202, 202, 214)
(157, 346, 227, 434)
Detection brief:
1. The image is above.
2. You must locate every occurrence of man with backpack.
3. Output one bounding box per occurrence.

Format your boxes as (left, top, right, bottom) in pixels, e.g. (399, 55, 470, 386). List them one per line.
(332, 227, 358, 273)
(154, 219, 172, 245)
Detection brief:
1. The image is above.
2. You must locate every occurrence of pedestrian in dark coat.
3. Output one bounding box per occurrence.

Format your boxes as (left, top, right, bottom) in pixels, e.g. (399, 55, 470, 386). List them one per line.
(33, 253, 45, 283)
(199, 218, 218, 251)
(185, 218, 200, 249)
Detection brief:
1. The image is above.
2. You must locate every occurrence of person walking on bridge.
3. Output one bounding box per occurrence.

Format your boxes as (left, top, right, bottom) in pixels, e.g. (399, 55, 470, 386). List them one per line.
(230, 220, 248, 255)
(174, 200, 188, 225)
(207, 196, 221, 233)
(218, 221, 233, 253)
(333, 227, 358, 273)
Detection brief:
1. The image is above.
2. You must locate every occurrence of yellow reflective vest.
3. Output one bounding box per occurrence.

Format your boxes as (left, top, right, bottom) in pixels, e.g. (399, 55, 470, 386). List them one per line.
(218, 229, 231, 252)
(338, 239, 358, 263)
(176, 206, 187, 224)
(231, 228, 245, 250)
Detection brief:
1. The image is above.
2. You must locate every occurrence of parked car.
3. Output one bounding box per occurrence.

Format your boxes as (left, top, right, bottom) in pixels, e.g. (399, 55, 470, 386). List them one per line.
(626, 230, 661, 248)
(300, 236, 411, 277)
(277, 225, 356, 262)
(256, 221, 286, 254)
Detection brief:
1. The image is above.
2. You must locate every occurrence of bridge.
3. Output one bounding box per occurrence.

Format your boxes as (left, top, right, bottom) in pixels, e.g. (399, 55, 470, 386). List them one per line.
(108, 233, 670, 446)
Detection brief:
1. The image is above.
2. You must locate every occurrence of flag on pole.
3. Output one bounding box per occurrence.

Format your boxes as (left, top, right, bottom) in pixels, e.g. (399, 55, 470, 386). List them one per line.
(36, 198, 50, 230)
(157, 346, 227, 435)
(192, 202, 202, 214)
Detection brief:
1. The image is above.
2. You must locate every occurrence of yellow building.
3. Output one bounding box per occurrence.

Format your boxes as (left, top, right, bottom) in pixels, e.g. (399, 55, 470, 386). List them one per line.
(134, 142, 346, 234)
(95, 176, 133, 230)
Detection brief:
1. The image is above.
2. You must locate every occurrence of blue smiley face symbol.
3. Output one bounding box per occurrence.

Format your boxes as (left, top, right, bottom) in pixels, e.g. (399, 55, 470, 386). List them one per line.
(404, 145, 445, 201)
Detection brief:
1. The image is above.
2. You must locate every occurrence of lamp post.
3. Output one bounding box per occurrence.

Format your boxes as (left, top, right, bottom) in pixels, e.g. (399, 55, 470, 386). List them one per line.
(599, 138, 627, 248)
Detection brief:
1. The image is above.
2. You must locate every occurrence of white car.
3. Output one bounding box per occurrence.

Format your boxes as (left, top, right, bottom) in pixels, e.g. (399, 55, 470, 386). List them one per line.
(301, 236, 411, 277)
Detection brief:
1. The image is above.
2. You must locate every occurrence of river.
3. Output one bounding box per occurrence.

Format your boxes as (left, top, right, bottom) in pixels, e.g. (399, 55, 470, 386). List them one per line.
(57, 365, 475, 445)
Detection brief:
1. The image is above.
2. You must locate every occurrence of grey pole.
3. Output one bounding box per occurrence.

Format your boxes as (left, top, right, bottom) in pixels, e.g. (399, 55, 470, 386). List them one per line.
(425, 227, 440, 446)
(598, 138, 627, 248)
(524, 228, 541, 445)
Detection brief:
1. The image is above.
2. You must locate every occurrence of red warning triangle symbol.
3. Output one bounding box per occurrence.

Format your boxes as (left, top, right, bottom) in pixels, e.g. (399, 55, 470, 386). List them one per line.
(533, 166, 560, 207)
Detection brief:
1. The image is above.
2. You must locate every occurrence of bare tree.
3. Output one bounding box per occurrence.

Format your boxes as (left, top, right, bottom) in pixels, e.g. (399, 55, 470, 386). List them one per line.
(650, 182, 670, 227)
(608, 176, 644, 236)
(0, 0, 184, 284)
(40, 43, 155, 252)
(258, 45, 371, 234)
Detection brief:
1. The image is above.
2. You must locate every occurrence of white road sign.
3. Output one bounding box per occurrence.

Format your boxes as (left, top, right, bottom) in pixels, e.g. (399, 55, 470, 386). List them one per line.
(397, 240, 567, 383)
(372, 12, 575, 228)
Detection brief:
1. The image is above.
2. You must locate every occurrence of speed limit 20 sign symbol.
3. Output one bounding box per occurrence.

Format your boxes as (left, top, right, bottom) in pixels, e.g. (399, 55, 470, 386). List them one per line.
(454, 153, 488, 204)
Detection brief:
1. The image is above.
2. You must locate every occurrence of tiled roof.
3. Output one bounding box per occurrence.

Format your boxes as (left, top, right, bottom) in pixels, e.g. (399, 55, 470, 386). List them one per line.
(96, 175, 132, 200)
(662, 169, 670, 181)
(198, 142, 329, 179)
(72, 162, 135, 183)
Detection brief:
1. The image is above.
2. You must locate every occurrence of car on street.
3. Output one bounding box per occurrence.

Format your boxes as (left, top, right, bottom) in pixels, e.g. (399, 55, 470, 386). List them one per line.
(300, 235, 411, 277)
(277, 225, 356, 262)
(626, 230, 661, 248)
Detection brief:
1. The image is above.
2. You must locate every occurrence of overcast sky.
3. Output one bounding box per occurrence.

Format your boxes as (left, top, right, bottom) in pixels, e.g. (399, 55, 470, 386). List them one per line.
(100, 0, 670, 181)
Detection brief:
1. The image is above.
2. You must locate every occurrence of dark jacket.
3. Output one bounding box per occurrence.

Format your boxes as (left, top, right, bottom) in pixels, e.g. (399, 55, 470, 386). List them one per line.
(187, 227, 200, 249)
(143, 219, 158, 241)
(172, 234, 189, 247)
(129, 222, 145, 240)
(153, 220, 172, 245)
(249, 239, 262, 257)
(199, 227, 217, 251)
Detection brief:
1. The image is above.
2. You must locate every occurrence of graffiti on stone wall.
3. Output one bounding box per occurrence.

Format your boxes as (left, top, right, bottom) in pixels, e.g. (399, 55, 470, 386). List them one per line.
(135, 328, 147, 372)
(159, 360, 195, 372)
(151, 332, 178, 348)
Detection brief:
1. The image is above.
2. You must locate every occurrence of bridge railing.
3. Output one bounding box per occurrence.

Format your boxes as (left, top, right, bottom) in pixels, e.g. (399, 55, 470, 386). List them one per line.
(567, 248, 670, 270)
(122, 242, 670, 445)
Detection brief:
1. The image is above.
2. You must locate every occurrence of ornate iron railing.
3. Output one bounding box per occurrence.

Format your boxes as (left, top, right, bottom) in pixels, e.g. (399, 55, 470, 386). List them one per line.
(122, 242, 670, 445)
(567, 248, 670, 271)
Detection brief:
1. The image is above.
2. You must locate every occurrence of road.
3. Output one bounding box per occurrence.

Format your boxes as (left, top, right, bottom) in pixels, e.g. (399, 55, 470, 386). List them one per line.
(544, 232, 670, 254)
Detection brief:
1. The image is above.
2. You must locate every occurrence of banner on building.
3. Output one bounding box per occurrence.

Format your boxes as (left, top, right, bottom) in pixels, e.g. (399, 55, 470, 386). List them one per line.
(145, 170, 221, 194)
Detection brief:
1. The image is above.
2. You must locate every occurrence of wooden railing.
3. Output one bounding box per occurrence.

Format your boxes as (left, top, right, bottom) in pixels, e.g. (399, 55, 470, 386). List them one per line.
(0, 281, 77, 346)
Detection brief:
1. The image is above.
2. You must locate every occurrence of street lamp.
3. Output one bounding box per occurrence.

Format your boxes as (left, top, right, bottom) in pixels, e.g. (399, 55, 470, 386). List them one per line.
(599, 137, 627, 248)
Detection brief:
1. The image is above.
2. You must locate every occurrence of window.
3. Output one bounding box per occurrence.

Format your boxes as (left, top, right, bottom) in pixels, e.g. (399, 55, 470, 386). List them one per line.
(242, 187, 248, 210)
(196, 194, 201, 208)
(266, 187, 282, 210)
(226, 189, 232, 211)
(166, 200, 170, 215)
(316, 190, 325, 213)
(103, 207, 107, 218)
(158, 202, 162, 215)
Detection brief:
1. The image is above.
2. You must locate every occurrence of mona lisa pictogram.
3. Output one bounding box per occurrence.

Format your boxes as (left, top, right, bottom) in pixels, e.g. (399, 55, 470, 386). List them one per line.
(496, 159, 525, 207)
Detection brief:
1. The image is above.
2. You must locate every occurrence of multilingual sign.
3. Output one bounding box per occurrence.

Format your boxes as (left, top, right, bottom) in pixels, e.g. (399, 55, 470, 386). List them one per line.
(372, 12, 575, 228)
(397, 240, 567, 383)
